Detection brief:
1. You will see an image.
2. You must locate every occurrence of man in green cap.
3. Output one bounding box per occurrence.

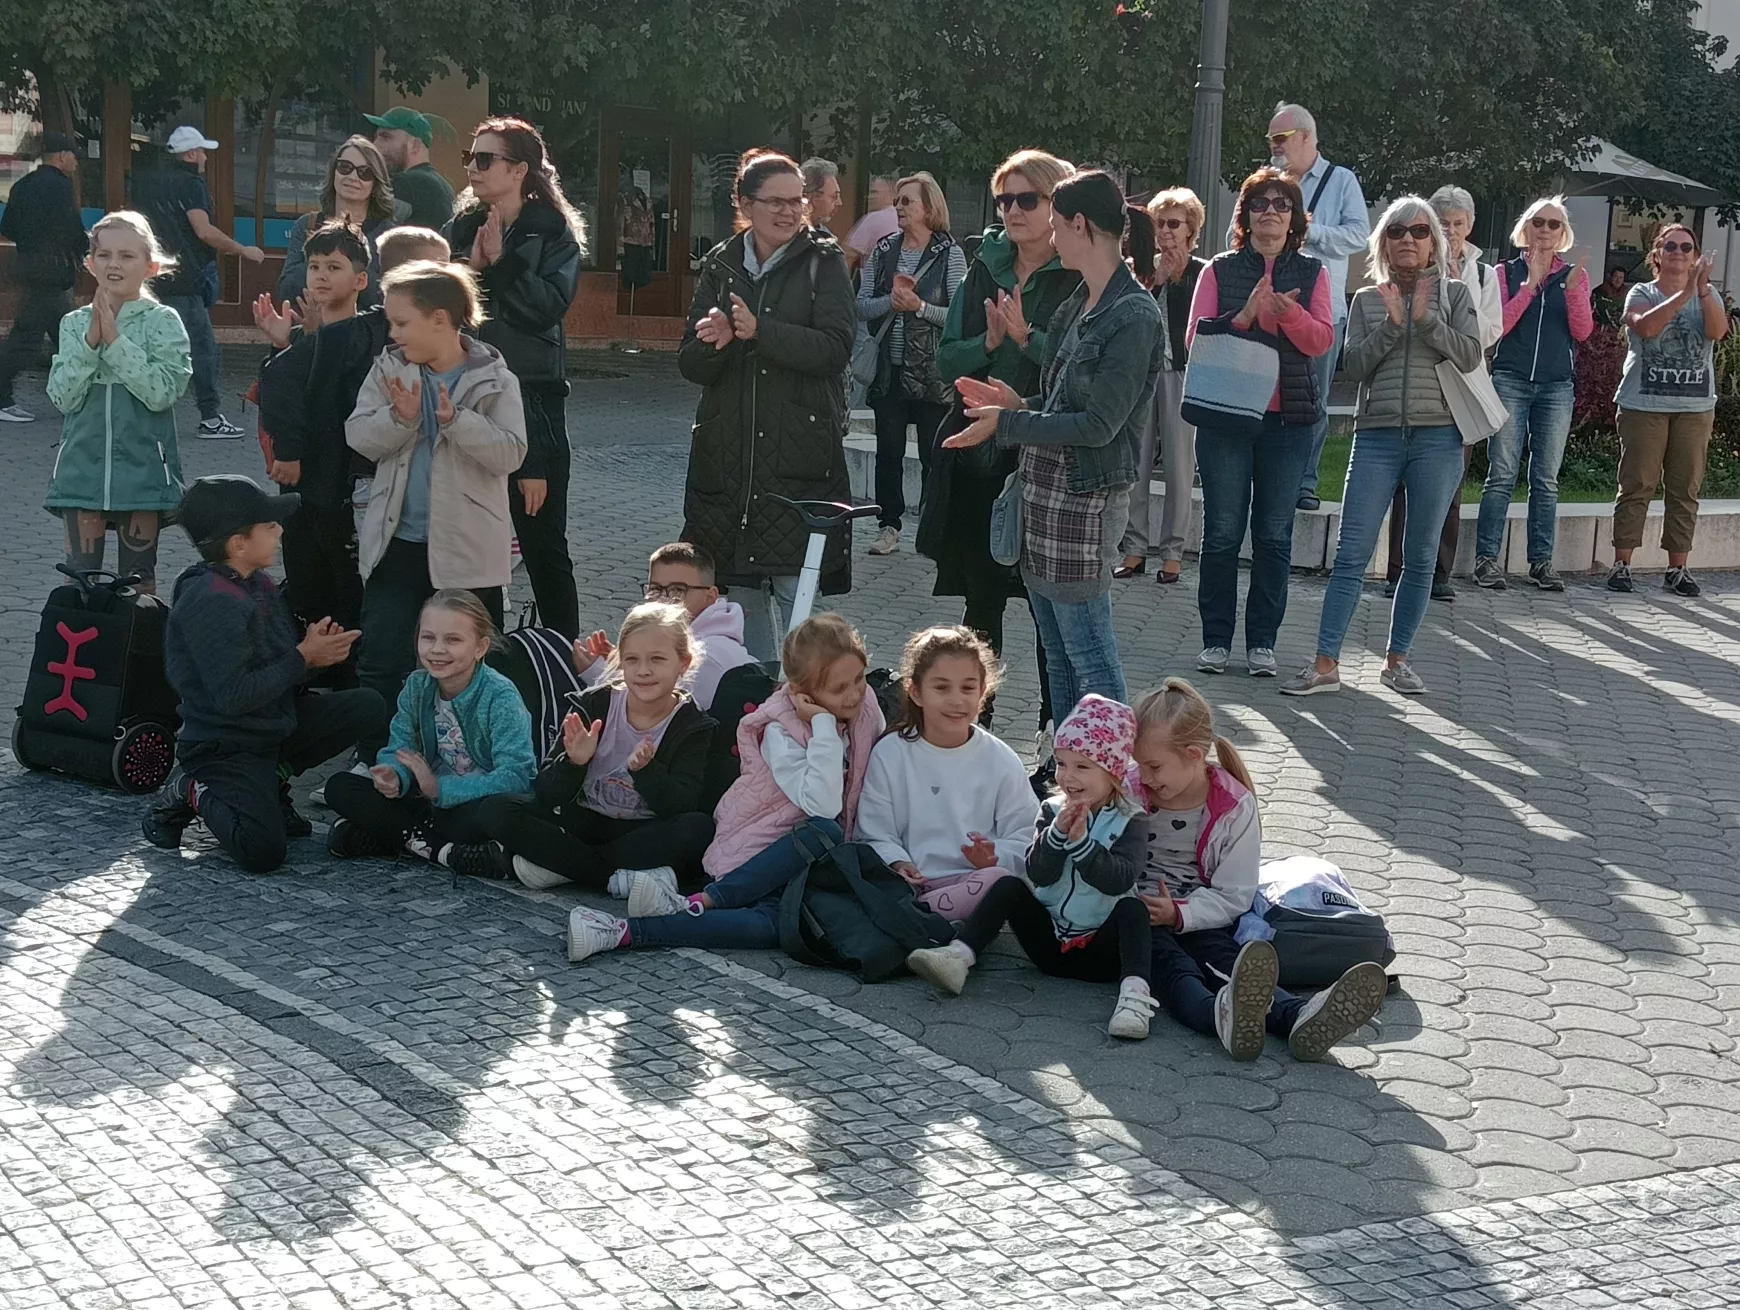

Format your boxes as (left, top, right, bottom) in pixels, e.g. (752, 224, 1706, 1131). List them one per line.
(365, 107, 456, 230)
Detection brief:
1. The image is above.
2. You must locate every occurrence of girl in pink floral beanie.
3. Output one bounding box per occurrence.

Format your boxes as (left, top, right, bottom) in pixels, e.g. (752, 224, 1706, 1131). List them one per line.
(905, 694, 1157, 1041)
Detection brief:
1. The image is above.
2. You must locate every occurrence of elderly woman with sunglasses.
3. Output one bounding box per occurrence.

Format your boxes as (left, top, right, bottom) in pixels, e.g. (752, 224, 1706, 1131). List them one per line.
(1606, 224, 1728, 597)
(1472, 196, 1593, 592)
(276, 136, 402, 306)
(1281, 198, 1482, 699)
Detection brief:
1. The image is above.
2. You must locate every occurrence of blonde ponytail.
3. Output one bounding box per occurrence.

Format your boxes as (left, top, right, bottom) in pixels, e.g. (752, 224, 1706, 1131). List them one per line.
(1212, 735, 1254, 793)
(1133, 677, 1259, 808)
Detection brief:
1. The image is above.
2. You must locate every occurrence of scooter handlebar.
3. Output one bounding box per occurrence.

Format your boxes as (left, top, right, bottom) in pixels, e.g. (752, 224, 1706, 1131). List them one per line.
(763, 495, 882, 533)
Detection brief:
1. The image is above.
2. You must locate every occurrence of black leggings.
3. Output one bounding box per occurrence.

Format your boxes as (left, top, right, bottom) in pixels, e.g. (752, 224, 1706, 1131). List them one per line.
(1151, 925, 1305, 1037)
(325, 771, 496, 849)
(477, 794, 714, 891)
(954, 878, 1151, 984)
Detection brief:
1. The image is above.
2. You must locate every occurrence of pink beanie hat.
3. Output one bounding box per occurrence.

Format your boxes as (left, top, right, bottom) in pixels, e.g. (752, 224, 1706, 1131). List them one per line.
(1052, 694, 1141, 794)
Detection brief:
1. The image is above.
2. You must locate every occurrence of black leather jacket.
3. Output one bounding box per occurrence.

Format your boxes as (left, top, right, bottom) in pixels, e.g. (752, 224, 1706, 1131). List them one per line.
(447, 199, 581, 387)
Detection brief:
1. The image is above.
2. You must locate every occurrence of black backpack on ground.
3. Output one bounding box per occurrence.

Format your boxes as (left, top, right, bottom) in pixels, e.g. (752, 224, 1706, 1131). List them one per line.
(488, 624, 584, 764)
(779, 837, 954, 982)
(14, 565, 180, 793)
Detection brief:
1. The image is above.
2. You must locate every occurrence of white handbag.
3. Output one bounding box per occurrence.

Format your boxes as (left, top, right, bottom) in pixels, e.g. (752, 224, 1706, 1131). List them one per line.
(1436, 359, 1507, 445)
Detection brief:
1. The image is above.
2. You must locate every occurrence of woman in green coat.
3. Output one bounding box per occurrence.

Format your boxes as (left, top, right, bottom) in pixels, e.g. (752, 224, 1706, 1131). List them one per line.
(918, 150, 1081, 731)
(45, 211, 191, 593)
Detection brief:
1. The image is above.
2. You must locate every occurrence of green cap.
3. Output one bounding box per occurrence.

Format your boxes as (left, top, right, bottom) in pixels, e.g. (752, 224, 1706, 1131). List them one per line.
(364, 106, 439, 147)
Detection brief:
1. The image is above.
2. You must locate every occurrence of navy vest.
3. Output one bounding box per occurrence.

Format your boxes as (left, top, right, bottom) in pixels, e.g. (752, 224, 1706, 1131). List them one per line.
(1211, 247, 1325, 426)
(1493, 257, 1576, 384)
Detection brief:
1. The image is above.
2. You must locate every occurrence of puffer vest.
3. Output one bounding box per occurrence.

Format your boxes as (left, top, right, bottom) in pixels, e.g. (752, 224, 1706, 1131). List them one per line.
(702, 683, 883, 878)
(1494, 256, 1576, 384)
(1211, 247, 1326, 426)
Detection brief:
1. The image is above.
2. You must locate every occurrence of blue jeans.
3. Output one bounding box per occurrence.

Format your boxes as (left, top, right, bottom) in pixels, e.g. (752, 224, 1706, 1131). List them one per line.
(1195, 415, 1315, 651)
(1475, 373, 1574, 564)
(628, 818, 842, 949)
(1028, 590, 1125, 720)
(163, 294, 220, 420)
(1316, 426, 1464, 661)
(1297, 320, 1345, 497)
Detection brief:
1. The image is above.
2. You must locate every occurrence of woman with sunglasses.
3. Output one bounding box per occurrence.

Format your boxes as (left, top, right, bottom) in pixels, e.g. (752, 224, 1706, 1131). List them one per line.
(1281, 198, 1482, 699)
(858, 172, 968, 557)
(1117, 187, 1207, 584)
(276, 136, 401, 306)
(447, 117, 585, 638)
(1607, 224, 1728, 597)
(1185, 168, 1333, 678)
(1472, 196, 1593, 592)
(921, 149, 1080, 733)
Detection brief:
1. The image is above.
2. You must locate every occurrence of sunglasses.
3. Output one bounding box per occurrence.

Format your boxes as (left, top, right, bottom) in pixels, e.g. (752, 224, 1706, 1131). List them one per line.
(1155, 217, 1188, 230)
(1660, 239, 1696, 254)
(995, 191, 1042, 213)
(1248, 195, 1294, 214)
(1386, 223, 1433, 241)
(461, 149, 510, 171)
(333, 159, 377, 183)
(1268, 130, 1300, 147)
(1530, 216, 1565, 231)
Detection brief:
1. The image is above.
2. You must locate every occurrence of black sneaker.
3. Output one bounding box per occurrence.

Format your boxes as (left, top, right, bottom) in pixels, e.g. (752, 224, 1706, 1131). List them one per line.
(442, 841, 514, 880)
(279, 783, 313, 840)
(1606, 560, 1635, 593)
(327, 817, 396, 859)
(142, 767, 197, 849)
(1472, 556, 1507, 590)
(1528, 561, 1565, 592)
(1665, 566, 1701, 597)
(1431, 579, 1455, 602)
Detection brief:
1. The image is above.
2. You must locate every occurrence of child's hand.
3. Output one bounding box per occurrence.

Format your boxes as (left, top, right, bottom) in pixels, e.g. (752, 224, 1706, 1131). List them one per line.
(433, 383, 455, 427)
(790, 690, 825, 724)
(1138, 888, 1180, 930)
(87, 291, 118, 347)
(892, 861, 925, 887)
(562, 711, 603, 766)
(298, 618, 360, 669)
(626, 737, 658, 772)
(1053, 800, 1088, 843)
(396, 749, 439, 798)
(370, 764, 402, 798)
(961, 832, 998, 869)
(571, 631, 613, 674)
(386, 376, 422, 426)
(268, 459, 302, 487)
(251, 293, 297, 350)
(295, 294, 324, 335)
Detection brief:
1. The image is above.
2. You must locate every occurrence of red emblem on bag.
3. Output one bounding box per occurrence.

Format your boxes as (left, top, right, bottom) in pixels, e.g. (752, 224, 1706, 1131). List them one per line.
(44, 623, 98, 721)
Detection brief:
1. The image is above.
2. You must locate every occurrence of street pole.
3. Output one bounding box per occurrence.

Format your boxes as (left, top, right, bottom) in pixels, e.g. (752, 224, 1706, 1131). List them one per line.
(1186, 0, 1230, 255)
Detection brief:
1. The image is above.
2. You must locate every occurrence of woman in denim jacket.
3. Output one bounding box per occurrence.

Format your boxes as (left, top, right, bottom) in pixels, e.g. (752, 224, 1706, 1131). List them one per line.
(944, 170, 1162, 721)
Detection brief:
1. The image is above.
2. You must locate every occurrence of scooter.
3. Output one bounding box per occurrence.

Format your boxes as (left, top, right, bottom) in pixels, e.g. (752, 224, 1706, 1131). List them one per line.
(764, 494, 881, 637)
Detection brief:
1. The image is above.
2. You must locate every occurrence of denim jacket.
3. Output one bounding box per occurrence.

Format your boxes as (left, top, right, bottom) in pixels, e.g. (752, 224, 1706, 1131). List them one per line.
(994, 261, 1162, 495)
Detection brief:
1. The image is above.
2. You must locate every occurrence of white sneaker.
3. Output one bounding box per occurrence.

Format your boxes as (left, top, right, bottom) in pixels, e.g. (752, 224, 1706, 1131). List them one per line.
(867, 526, 901, 556)
(0, 404, 33, 423)
(513, 855, 572, 889)
(566, 906, 627, 962)
(1288, 961, 1388, 1062)
(1214, 940, 1278, 1061)
(906, 940, 973, 995)
(625, 867, 685, 918)
(1107, 980, 1158, 1040)
(606, 870, 632, 899)
(1247, 647, 1278, 677)
(309, 760, 370, 808)
(1197, 645, 1230, 675)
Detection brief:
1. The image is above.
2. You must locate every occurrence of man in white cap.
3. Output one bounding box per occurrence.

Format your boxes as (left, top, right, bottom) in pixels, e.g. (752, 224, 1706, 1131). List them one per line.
(132, 125, 265, 438)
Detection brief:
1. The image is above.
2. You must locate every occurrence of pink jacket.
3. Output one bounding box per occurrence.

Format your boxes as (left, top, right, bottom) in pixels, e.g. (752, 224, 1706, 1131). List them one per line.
(703, 684, 884, 878)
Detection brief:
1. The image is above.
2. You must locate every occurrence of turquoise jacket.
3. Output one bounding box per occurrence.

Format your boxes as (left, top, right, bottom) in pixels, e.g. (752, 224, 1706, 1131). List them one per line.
(379, 664, 535, 807)
(45, 298, 190, 513)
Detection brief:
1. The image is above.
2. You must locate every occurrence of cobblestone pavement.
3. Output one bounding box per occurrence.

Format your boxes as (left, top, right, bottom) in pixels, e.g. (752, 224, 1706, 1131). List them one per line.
(0, 353, 1737, 1307)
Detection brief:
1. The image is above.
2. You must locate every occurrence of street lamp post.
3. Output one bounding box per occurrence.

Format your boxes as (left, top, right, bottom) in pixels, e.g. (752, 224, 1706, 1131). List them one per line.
(1186, 0, 1230, 254)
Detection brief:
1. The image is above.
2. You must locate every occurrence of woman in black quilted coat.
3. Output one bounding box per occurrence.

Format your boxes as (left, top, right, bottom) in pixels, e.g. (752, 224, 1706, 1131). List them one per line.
(679, 150, 857, 658)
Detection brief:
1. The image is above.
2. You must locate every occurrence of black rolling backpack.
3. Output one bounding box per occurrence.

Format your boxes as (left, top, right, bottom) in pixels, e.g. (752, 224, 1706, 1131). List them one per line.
(13, 565, 180, 793)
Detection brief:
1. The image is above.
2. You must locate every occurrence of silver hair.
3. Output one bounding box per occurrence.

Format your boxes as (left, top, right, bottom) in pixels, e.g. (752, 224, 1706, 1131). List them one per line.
(1367, 195, 1449, 285)
(801, 157, 839, 193)
(1272, 102, 1317, 138)
(1509, 195, 1574, 253)
(1428, 185, 1476, 222)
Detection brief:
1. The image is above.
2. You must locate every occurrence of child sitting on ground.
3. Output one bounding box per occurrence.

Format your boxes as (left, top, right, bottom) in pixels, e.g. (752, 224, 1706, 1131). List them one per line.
(476, 602, 716, 889)
(856, 626, 1039, 920)
(145, 475, 381, 872)
(326, 589, 534, 864)
(45, 211, 191, 594)
(1132, 678, 1387, 1062)
(573, 541, 756, 712)
(906, 694, 1157, 1040)
(565, 613, 883, 963)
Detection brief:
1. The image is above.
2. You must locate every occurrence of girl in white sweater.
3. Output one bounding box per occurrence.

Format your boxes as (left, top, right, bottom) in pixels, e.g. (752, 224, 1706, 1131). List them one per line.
(856, 627, 1040, 920)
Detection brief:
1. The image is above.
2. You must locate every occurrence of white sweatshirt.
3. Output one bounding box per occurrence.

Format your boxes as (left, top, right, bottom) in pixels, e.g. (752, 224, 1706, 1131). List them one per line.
(855, 728, 1039, 880)
(762, 714, 847, 819)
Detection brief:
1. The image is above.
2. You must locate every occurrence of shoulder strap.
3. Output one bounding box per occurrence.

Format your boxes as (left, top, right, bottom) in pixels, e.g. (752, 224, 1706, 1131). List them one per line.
(1306, 164, 1339, 217)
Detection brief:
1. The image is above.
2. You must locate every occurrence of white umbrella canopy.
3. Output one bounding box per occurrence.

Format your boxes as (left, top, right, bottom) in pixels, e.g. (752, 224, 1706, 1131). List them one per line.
(1565, 139, 1726, 208)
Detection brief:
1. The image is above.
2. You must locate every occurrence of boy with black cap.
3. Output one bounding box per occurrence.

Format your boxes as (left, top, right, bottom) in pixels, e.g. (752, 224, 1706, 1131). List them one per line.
(144, 475, 383, 872)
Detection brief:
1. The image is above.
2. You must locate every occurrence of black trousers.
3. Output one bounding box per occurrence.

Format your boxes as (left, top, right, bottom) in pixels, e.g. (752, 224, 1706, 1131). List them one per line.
(282, 499, 363, 687)
(961, 594, 1054, 732)
(1387, 446, 1470, 584)
(179, 689, 383, 874)
(325, 771, 495, 849)
(1150, 924, 1305, 1037)
(954, 877, 1152, 983)
(477, 794, 715, 892)
(0, 285, 71, 406)
(511, 382, 579, 638)
(870, 395, 949, 530)
(357, 538, 504, 759)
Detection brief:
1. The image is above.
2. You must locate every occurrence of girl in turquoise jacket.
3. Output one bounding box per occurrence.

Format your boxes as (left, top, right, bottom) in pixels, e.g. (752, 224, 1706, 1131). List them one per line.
(45, 211, 191, 593)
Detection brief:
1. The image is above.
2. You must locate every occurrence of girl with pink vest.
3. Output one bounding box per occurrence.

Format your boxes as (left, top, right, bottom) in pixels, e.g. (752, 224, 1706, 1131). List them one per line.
(1131, 679, 1388, 1063)
(567, 614, 884, 962)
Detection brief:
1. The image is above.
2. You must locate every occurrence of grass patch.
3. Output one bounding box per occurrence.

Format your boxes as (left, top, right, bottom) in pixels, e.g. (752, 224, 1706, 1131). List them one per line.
(1311, 433, 1617, 505)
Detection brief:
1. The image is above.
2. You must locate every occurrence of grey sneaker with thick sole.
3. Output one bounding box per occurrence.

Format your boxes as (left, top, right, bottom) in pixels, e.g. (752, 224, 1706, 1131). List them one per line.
(1279, 664, 1340, 697)
(1472, 556, 1507, 590)
(1196, 645, 1230, 675)
(1288, 961, 1389, 1062)
(1528, 561, 1565, 591)
(1379, 661, 1426, 695)
(1246, 647, 1278, 678)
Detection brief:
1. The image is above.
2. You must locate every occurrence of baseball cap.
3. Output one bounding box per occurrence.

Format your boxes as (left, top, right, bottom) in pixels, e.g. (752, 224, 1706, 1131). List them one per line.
(166, 125, 220, 154)
(177, 476, 299, 551)
(39, 132, 78, 156)
(364, 106, 435, 148)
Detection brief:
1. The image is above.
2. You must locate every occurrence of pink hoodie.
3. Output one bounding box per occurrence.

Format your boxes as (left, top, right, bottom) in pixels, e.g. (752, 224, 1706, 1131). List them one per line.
(688, 598, 756, 712)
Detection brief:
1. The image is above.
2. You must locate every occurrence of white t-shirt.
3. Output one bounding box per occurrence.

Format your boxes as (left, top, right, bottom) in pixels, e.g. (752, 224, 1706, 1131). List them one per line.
(855, 728, 1040, 881)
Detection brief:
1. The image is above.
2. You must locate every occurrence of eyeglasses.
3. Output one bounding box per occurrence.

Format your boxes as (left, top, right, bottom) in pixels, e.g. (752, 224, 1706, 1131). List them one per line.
(462, 149, 511, 172)
(1154, 217, 1188, 230)
(1248, 195, 1294, 214)
(1660, 239, 1696, 254)
(751, 195, 805, 214)
(333, 160, 378, 183)
(1385, 223, 1433, 241)
(1268, 130, 1300, 147)
(995, 191, 1042, 213)
(1529, 216, 1565, 231)
(644, 582, 707, 602)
